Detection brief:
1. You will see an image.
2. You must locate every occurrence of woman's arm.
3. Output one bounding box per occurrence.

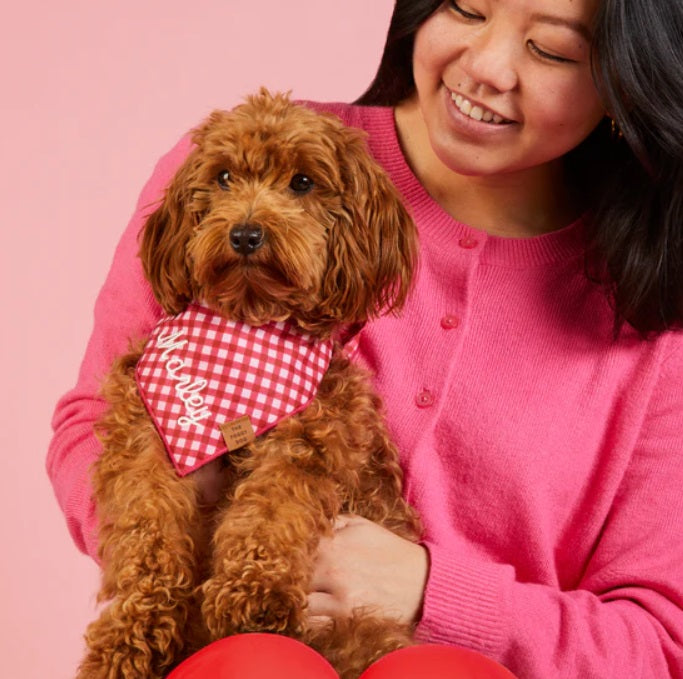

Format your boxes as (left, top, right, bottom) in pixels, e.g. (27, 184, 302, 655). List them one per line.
(310, 336, 683, 677)
(46, 134, 194, 560)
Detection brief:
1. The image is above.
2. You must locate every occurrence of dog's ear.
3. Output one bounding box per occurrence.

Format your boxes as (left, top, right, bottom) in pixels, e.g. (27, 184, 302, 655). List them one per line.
(321, 126, 418, 323)
(139, 145, 206, 315)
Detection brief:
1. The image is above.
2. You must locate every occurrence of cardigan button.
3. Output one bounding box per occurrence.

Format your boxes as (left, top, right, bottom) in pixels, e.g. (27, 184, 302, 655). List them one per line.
(441, 315, 460, 329)
(458, 236, 479, 249)
(415, 389, 435, 408)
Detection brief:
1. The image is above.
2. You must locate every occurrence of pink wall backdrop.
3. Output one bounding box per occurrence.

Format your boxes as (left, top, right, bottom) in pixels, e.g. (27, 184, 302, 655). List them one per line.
(0, 1, 394, 676)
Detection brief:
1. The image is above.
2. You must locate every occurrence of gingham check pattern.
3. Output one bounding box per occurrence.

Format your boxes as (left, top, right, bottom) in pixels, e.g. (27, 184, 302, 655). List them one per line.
(135, 304, 333, 476)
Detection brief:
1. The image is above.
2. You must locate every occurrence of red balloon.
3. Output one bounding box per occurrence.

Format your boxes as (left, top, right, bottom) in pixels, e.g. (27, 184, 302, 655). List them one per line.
(167, 635, 517, 679)
(167, 634, 338, 679)
(361, 644, 518, 679)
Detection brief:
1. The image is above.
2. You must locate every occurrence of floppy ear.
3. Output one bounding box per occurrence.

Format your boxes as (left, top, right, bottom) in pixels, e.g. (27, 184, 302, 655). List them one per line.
(321, 126, 418, 323)
(139, 145, 206, 315)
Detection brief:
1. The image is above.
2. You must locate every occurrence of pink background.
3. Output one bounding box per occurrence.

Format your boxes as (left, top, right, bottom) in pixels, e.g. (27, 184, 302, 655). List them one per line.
(0, 2, 394, 676)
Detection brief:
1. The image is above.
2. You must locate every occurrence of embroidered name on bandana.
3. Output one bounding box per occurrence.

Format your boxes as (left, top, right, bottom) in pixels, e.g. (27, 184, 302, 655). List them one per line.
(135, 304, 334, 476)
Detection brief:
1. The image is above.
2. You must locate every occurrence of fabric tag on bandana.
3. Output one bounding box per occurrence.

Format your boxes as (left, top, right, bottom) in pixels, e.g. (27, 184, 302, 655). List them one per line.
(135, 304, 334, 476)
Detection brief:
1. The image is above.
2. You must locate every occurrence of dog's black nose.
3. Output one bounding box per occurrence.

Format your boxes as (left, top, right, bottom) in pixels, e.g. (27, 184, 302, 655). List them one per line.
(229, 224, 265, 255)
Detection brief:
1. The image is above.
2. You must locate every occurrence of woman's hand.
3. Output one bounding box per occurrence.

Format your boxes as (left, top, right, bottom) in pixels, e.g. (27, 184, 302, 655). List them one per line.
(308, 515, 429, 625)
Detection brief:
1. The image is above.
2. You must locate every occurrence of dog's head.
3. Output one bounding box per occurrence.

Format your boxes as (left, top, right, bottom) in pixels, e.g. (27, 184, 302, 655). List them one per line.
(140, 89, 417, 335)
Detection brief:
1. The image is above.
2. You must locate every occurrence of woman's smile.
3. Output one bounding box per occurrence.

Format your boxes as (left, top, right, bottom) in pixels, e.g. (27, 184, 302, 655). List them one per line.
(449, 89, 512, 124)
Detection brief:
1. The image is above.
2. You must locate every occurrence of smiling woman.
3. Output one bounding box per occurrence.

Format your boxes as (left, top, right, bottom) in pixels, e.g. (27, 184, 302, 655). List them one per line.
(397, 0, 605, 209)
(46, 0, 683, 677)
(359, 0, 683, 332)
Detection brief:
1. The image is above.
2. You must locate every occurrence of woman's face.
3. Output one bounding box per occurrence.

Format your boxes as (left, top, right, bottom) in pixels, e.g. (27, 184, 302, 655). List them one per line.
(411, 0, 605, 177)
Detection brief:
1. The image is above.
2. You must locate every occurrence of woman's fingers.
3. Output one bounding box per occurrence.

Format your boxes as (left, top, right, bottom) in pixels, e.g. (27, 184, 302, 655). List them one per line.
(307, 591, 345, 618)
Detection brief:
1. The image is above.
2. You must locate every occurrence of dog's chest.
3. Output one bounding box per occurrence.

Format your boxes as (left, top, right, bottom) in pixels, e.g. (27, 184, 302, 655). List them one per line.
(135, 304, 333, 476)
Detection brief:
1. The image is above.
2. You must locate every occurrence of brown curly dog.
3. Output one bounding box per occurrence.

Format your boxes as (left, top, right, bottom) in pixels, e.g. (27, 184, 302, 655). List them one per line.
(78, 89, 421, 679)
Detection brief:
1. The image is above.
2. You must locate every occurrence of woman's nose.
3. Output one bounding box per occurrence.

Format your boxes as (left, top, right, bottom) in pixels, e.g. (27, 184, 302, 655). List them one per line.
(459, 26, 519, 93)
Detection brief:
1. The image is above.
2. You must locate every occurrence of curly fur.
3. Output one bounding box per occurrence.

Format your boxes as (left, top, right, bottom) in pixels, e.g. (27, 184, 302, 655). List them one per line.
(78, 89, 420, 679)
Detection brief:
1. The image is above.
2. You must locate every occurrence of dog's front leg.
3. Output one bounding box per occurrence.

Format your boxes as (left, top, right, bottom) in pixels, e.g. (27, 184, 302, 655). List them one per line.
(77, 365, 208, 679)
(202, 448, 337, 640)
(78, 443, 206, 679)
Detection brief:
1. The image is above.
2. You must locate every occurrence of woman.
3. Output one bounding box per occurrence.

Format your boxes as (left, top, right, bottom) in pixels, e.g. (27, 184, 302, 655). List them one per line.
(48, 0, 683, 676)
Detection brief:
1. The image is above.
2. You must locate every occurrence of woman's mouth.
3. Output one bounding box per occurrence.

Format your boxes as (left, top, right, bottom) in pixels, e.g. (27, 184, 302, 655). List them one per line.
(450, 92, 512, 125)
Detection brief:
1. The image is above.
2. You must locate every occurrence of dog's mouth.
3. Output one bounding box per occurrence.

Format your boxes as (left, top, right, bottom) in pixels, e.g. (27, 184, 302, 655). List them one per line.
(205, 256, 293, 290)
(196, 256, 319, 324)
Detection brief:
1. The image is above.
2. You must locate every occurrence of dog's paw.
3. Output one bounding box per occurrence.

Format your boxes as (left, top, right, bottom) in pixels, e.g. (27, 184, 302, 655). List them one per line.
(77, 641, 158, 679)
(303, 612, 414, 679)
(201, 569, 308, 638)
(78, 598, 187, 679)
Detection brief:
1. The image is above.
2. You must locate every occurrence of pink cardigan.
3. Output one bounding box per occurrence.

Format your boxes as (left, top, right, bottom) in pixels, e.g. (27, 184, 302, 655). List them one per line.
(47, 102, 683, 677)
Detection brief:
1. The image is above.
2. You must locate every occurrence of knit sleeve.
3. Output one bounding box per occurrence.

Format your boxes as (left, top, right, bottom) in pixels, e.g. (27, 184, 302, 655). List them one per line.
(46, 133, 194, 560)
(416, 335, 683, 677)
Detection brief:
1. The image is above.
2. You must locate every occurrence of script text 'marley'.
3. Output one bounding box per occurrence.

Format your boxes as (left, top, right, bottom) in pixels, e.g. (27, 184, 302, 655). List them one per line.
(156, 329, 212, 429)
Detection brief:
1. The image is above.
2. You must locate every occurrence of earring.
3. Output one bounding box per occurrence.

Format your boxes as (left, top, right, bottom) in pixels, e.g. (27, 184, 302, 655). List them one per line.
(609, 117, 623, 140)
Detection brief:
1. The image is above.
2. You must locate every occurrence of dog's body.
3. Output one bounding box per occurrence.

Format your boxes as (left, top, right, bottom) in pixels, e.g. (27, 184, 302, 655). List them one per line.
(78, 90, 420, 679)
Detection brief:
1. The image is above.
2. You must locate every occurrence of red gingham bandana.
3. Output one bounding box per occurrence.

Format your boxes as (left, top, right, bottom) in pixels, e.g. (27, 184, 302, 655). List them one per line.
(135, 304, 334, 476)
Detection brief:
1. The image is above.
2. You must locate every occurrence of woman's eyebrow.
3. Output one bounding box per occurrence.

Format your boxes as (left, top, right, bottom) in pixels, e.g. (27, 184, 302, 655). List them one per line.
(530, 12, 593, 42)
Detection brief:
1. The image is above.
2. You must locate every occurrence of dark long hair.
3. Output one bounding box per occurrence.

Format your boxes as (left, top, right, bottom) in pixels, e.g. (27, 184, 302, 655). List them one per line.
(357, 0, 683, 337)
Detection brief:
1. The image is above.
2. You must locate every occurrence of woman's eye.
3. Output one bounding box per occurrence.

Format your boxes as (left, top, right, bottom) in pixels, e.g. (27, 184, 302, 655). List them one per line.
(449, 0, 484, 21)
(527, 41, 574, 64)
(216, 170, 230, 190)
(289, 174, 314, 194)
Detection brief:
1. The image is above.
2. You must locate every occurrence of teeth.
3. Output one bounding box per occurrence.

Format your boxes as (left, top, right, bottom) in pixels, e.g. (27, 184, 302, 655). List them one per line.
(450, 92, 507, 125)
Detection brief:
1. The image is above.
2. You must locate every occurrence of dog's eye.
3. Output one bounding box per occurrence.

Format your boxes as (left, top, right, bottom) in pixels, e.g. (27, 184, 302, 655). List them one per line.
(289, 174, 314, 194)
(216, 170, 231, 190)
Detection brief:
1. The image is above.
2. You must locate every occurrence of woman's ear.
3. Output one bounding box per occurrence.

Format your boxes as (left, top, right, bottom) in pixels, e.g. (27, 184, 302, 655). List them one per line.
(138, 146, 206, 315)
(320, 125, 418, 323)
